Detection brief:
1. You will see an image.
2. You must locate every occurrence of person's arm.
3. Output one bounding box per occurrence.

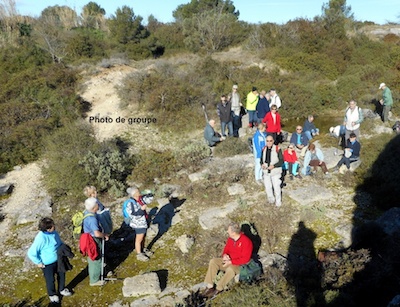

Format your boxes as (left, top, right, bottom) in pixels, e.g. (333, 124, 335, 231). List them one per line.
(356, 107, 364, 123)
(27, 233, 44, 266)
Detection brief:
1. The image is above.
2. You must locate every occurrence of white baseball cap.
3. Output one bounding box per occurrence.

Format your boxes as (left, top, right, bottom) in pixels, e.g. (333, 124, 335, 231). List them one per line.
(379, 83, 386, 89)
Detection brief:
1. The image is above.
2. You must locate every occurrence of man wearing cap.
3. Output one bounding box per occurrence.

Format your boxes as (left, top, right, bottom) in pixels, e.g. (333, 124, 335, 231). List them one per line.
(379, 83, 393, 123)
(229, 84, 242, 137)
(82, 197, 109, 286)
(246, 86, 259, 128)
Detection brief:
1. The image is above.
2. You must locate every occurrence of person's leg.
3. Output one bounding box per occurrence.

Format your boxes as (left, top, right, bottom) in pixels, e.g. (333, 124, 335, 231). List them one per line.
(300, 145, 308, 157)
(383, 105, 389, 122)
(293, 162, 299, 175)
(263, 173, 275, 203)
(304, 130, 312, 140)
(232, 115, 240, 137)
(57, 271, 66, 293)
(88, 257, 102, 284)
(204, 258, 224, 287)
(42, 262, 57, 296)
(271, 173, 282, 206)
(215, 264, 240, 291)
(336, 157, 345, 168)
(309, 160, 319, 172)
(221, 122, 227, 137)
(254, 156, 262, 181)
(227, 121, 233, 137)
(344, 157, 351, 169)
(135, 233, 145, 254)
(320, 162, 328, 173)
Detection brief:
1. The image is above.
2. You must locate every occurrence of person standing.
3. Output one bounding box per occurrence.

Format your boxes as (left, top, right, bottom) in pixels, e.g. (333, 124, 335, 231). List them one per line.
(262, 105, 281, 145)
(82, 197, 109, 286)
(202, 222, 253, 298)
(217, 94, 233, 137)
(261, 135, 284, 207)
(123, 187, 152, 262)
(252, 123, 267, 184)
(269, 88, 281, 109)
(344, 100, 363, 141)
(229, 84, 242, 137)
(379, 83, 393, 123)
(256, 90, 270, 124)
(27, 217, 72, 303)
(246, 87, 259, 128)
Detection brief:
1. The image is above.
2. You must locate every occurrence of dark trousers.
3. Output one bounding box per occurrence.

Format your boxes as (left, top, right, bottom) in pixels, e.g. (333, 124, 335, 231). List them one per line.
(232, 115, 241, 137)
(42, 261, 65, 296)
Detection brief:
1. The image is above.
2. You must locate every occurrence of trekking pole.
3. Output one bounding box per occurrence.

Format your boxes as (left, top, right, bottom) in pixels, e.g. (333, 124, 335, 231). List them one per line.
(201, 103, 209, 123)
(101, 237, 122, 282)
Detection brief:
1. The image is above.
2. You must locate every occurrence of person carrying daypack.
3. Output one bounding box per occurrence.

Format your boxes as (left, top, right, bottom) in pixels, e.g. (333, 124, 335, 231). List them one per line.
(72, 211, 94, 240)
(122, 187, 154, 262)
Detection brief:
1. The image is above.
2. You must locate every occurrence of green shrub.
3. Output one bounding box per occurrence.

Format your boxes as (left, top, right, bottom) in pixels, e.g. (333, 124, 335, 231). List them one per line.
(42, 121, 98, 202)
(129, 148, 178, 185)
(79, 139, 133, 198)
(214, 137, 250, 158)
(176, 139, 210, 171)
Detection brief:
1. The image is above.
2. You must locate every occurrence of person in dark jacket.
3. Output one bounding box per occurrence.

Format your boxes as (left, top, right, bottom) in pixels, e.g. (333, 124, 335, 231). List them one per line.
(217, 95, 233, 137)
(333, 132, 361, 171)
(303, 115, 319, 140)
(256, 90, 270, 124)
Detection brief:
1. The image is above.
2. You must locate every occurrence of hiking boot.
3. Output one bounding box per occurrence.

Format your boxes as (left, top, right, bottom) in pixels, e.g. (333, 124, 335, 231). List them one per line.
(202, 287, 215, 297)
(295, 174, 302, 179)
(49, 295, 59, 303)
(143, 248, 153, 257)
(60, 288, 72, 296)
(137, 253, 149, 262)
(289, 175, 294, 180)
(90, 280, 106, 286)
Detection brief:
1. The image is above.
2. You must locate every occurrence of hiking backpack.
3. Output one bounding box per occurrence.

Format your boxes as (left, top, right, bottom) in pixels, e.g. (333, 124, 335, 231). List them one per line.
(72, 211, 94, 239)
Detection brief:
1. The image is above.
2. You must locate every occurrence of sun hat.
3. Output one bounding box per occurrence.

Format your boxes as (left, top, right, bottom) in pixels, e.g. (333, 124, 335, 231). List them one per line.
(379, 83, 386, 89)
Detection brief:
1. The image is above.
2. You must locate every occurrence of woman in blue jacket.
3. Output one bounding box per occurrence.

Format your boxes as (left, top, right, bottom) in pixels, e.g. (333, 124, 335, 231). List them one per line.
(27, 217, 72, 303)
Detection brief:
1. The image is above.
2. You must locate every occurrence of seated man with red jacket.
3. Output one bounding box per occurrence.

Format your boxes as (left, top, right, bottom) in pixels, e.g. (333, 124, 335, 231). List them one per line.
(203, 222, 253, 297)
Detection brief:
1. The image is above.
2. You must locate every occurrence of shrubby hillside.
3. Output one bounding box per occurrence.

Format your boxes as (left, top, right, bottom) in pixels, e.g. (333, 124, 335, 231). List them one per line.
(1, 0, 400, 306)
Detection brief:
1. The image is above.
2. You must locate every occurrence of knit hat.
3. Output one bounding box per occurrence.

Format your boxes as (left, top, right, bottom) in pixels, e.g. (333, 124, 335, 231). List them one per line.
(84, 197, 97, 211)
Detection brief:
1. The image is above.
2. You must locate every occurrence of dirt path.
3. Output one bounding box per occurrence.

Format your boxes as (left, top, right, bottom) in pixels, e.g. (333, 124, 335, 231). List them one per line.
(80, 65, 137, 141)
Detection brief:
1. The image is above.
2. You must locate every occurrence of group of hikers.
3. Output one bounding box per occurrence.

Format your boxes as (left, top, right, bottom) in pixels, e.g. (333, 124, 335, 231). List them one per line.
(27, 82, 393, 303)
(205, 83, 393, 208)
(27, 185, 153, 303)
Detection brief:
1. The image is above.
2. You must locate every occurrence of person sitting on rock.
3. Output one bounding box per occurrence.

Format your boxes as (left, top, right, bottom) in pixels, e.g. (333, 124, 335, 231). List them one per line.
(333, 132, 361, 172)
(290, 125, 309, 157)
(302, 143, 329, 176)
(204, 119, 225, 157)
(202, 222, 253, 298)
(283, 143, 302, 180)
(303, 115, 319, 140)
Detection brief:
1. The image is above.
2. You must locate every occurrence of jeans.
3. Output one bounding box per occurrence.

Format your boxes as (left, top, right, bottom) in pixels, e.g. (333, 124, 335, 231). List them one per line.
(304, 128, 319, 140)
(221, 121, 233, 137)
(337, 156, 359, 169)
(247, 111, 257, 127)
(42, 261, 65, 296)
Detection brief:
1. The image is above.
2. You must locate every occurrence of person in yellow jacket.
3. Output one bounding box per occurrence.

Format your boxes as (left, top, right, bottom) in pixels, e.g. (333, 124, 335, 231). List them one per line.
(246, 86, 259, 128)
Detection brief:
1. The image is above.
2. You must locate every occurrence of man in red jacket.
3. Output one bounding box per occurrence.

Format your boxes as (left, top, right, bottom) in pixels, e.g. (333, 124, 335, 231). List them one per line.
(203, 222, 253, 297)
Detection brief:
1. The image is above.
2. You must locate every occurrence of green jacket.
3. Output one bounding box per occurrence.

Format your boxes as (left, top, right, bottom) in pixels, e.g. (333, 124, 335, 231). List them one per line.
(383, 87, 393, 106)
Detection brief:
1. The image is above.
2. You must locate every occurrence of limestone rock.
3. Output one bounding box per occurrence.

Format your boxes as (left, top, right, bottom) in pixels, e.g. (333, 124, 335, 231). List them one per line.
(199, 202, 239, 230)
(175, 235, 195, 254)
(122, 273, 161, 297)
(227, 183, 245, 196)
(286, 184, 334, 205)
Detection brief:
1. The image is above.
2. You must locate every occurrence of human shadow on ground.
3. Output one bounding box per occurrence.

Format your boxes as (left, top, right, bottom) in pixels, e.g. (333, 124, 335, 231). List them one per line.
(327, 134, 400, 307)
(146, 197, 186, 251)
(285, 221, 325, 307)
